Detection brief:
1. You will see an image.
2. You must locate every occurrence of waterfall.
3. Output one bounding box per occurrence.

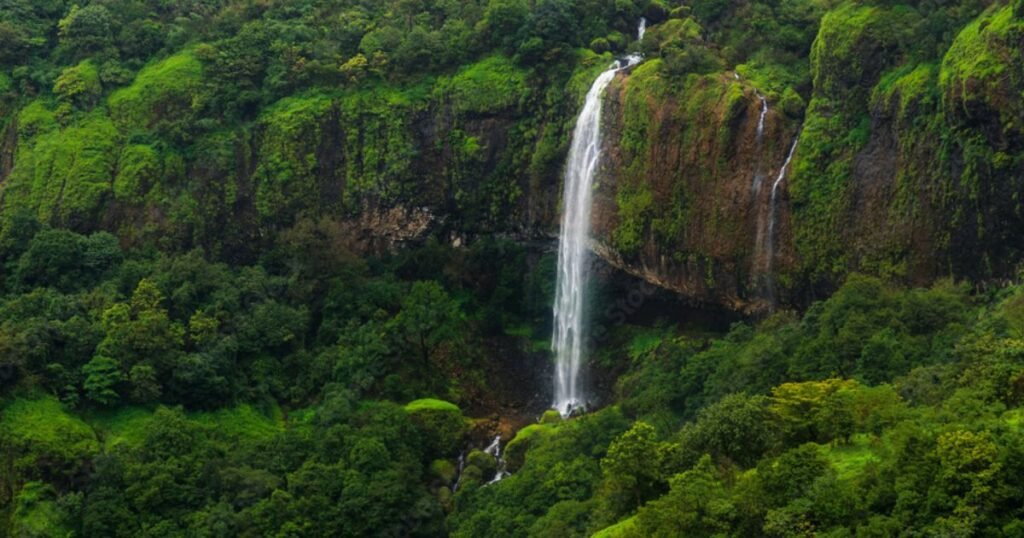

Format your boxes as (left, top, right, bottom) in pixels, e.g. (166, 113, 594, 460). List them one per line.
(756, 95, 768, 141)
(751, 94, 769, 194)
(638, 17, 647, 41)
(552, 21, 645, 417)
(765, 137, 799, 277)
(451, 451, 466, 492)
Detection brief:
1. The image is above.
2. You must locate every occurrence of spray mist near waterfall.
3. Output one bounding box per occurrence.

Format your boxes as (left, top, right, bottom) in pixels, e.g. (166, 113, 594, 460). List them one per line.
(551, 20, 645, 418)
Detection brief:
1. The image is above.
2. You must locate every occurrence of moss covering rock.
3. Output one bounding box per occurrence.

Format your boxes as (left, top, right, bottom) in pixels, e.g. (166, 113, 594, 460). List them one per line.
(404, 398, 467, 457)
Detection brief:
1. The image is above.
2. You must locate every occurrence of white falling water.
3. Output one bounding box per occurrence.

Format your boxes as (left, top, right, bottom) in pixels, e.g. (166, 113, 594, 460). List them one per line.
(765, 137, 799, 277)
(756, 95, 768, 140)
(552, 21, 645, 417)
(638, 17, 647, 41)
(751, 94, 769, 194)
(484, 435, 509, 484)
(451, 451, 466, 492)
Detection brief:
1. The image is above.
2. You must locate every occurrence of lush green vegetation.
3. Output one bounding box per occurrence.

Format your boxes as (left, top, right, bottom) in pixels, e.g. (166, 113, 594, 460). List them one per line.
(1, 0, 1023, 536)
(448, 275, 1024, 536)
(0, 217, 554, 535)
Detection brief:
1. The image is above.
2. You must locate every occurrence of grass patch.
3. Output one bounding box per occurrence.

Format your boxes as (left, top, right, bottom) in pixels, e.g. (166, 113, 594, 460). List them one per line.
(0, 396, 99, 477)
(820, 433, 880, 480)
(190, 403, 284, 441)
(85, 405, 156, 449)
(592, 515, 638, 538)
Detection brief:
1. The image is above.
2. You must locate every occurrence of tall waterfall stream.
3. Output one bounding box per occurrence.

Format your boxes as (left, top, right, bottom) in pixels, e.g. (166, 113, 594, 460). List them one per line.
(551, 20, 645, 417)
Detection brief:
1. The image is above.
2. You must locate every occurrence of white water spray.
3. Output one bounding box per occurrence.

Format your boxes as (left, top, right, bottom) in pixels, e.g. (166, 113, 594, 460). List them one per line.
(552, 21, 645, 417)
(637, 17, 647, 41)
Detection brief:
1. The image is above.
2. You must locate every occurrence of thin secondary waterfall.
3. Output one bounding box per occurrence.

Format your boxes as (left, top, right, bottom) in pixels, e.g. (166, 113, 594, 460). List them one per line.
(552, 21, 645, 417)
(756, 95, 768, 140)
(764, 136, 799, 286)
(751, 94, 769, 194)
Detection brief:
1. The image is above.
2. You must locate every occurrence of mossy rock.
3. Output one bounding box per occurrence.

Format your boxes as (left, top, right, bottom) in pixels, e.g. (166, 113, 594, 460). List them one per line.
(810, 2, 915, 107)
(466, 449, 497, 475)
(4, 110, 120, 224)
(939, 6, 1023, 141)
(779, 86, 806, 119)
(458, 464, 484, 488)
(113, 144, 161, 203)
(404, 399, 467, 457)
(436, 486, 454, 512)
(539, 410, 562, 424)
(504, 423, 554, 472)
(430, 459, 457, 484)
(108, 50, 203, 130)
(644, 0, 670, 23)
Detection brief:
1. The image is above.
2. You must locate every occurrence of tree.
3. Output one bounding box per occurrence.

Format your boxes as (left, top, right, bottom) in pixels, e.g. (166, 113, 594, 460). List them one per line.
(679, 393, 779, 467)
(634, 455, 735, 536)
(756, 444, 830, 505)
(97, 279, 184, 377)
(934, 430, 1003, 531)
(481, 0, 529, 51)
(11, 229, 121, 292)
(388, 281, 463, 369)
(82, 355, 121, 406)
(58, 4, 115, 57)
(600, 422, 667, 514)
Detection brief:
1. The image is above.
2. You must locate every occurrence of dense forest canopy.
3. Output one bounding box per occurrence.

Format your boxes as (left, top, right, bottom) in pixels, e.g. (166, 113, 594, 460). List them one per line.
(1, 0, 1023, 536)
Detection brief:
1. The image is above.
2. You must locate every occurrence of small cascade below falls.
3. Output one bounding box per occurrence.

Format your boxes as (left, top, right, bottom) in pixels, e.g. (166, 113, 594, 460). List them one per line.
(552, 19, 646, 418)
(451, 451, 466, 492)
(450, 435, 510, 491)
(484, 435, 509, 485)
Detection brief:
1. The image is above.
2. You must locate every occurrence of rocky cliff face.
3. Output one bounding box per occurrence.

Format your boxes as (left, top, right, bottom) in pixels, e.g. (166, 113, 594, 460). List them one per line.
(592, 63, 800, 312)
(1, 6, 1020, 312)
(587, 3, 1024, 312)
